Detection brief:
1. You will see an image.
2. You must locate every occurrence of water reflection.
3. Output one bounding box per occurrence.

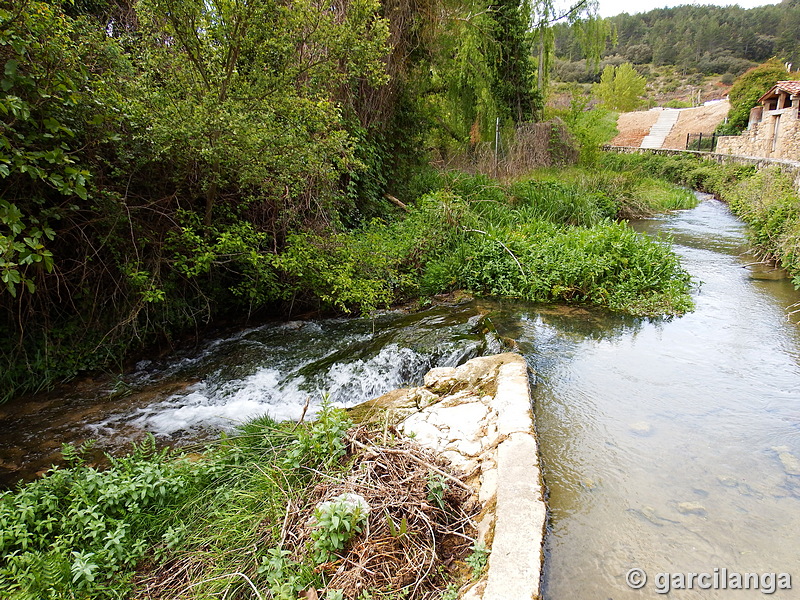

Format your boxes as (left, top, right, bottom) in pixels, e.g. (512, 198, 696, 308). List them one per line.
(525, 194, 800, 599)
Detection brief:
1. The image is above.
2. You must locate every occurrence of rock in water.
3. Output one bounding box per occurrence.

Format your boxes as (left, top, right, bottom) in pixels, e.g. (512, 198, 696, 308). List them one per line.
(629, 421, 653, 436)
(677, 501, 707, 517)
(780, 454, 800, 476)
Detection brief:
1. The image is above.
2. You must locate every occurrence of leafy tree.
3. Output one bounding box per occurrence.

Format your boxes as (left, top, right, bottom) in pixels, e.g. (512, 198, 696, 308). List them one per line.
(720, 58, 800, 134)
(134, 0, 390, 228)
(0, 2, 121, 298)
(594, 62, 646, 112)
(532, 0, 612, 94)
(490, 0, 541, 123)
(552, 87, 618, 164)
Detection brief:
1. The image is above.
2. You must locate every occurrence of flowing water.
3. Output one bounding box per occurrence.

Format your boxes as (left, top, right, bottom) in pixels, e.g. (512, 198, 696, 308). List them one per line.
(2, 193, 800, 597)
(519, 194, 800, 598)
(0, 304, 502, 486)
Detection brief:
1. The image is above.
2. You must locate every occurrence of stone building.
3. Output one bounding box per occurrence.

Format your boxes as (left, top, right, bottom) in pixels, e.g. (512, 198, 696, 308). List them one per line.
(716, 81, 800, 161)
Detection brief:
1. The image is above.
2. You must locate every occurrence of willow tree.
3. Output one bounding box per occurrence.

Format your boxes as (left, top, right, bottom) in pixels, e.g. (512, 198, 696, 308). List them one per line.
(418, 0, 613, 158)
(531, 0, 613, 94)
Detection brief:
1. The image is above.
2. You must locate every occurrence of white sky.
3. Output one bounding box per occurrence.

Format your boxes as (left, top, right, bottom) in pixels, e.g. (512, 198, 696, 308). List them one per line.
(597, 0, 780, 17)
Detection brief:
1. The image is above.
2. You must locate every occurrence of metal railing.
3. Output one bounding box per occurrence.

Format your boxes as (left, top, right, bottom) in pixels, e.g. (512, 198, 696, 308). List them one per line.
(685, 132, 718, 152)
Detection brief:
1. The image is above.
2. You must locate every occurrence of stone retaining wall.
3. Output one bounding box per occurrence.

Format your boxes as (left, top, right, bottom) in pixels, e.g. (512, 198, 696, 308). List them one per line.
(360, 353, 545, 600)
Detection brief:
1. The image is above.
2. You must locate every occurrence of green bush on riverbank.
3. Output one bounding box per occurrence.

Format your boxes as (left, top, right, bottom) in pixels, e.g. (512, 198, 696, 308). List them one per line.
(0, 409, 352, 598)
(279, 171, 697, 317)
(1, 167, 697, 400)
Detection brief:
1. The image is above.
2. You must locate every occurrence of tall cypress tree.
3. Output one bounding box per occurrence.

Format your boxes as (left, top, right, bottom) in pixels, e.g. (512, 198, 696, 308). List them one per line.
(489, 0, 542, 123)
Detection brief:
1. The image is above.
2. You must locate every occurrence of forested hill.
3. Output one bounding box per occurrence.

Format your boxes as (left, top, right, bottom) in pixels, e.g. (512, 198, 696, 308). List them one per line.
(556, 0, 800, 75)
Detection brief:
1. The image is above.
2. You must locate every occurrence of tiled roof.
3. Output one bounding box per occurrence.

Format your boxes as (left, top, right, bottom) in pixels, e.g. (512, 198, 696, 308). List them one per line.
(759, 80, 800, 102)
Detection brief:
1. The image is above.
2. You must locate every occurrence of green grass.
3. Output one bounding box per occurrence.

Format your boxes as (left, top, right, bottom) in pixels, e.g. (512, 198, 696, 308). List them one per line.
(280, 169, 697, 317)
(602, 152, 800, 288)
(1, 404, 478, 600)
(0, 407, 352, 600)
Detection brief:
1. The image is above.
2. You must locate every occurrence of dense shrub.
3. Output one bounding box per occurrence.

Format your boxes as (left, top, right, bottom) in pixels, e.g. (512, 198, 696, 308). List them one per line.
(272, 172, 697, 317)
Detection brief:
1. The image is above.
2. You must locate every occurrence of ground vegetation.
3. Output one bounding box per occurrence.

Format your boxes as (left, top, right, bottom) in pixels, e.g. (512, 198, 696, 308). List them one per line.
(0, 405, 481, 600)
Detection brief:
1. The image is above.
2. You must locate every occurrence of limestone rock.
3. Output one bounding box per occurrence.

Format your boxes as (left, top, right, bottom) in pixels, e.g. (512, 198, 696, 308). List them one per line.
(772, 446, 800, 476)
(429, 402, 490, 441)
(479, 466, 498, 504)
(408, 387, 438, 409)
(424, 367, 459, 393)
(677, 501, 707, 517)
(401, 418, 443, 449)
(629, 421, 653, 436)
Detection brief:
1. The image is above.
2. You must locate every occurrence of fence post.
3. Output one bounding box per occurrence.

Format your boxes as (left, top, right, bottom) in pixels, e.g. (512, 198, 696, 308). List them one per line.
(494, 117, 500, 177)
(711, 132, 716, 151)
(686, 133, 690, 149)
(698, 133, 703, 150)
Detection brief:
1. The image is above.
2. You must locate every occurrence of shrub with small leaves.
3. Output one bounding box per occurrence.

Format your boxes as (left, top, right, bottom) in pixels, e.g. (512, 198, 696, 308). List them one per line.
(310, 493, 370, 564)
(282, 401, 352, 471)
(0, 435, 208, 599)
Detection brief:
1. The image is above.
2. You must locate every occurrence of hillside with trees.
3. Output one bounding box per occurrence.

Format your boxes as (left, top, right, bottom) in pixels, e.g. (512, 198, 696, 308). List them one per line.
(554, 0, 800, 83)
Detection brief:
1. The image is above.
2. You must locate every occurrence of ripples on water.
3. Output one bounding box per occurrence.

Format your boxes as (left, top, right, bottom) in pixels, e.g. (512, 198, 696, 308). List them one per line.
(523, 195, 800, 599)
(0, 307, 498, 486)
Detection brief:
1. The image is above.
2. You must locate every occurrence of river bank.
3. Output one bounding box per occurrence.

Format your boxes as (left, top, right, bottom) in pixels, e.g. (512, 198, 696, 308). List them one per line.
(0, 352, 543, 600)
(4, 191, 800, 598)
(602, 151, 800, 290)
(1, 167, 697, 402)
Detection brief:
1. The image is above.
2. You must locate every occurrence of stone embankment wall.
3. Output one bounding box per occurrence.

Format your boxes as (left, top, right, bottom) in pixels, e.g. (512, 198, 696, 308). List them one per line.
(357, 353, 545, 600)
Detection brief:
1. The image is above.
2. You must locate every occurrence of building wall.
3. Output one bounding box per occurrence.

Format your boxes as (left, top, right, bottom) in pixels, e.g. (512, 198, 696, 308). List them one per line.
(717, 107, 800, 161)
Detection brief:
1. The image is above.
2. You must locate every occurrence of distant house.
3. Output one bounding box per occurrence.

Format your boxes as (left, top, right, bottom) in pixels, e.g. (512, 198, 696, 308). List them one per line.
(716, 81, 800, 161)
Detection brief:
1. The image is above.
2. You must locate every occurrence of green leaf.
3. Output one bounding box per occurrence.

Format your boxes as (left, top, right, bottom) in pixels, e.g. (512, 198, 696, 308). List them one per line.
(4, 59, 18, 77)
(42, 117, 60, 132)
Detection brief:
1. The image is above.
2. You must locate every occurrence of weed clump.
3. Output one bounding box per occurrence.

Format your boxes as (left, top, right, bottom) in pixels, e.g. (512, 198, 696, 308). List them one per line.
(1, 405, 478, 600)
(280, 170, 697, 317)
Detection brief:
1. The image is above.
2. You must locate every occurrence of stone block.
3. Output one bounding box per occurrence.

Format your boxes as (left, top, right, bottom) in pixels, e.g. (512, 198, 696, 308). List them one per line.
(482, 433, 545, 600)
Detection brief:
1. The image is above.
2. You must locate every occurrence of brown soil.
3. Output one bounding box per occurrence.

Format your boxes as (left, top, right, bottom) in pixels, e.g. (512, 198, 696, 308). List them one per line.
(609, 110, 660, 147)
(609, 99, 730, 149)
(663, 100, 730, 149)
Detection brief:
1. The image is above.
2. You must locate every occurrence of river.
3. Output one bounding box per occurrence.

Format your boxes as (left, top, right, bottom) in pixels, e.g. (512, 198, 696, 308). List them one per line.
(1, 193, 799, 597)
(500, 194, 800, 598)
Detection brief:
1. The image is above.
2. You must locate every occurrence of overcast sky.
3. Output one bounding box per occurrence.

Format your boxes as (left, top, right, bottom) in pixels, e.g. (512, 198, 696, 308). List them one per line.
(597, 0, 780, 17)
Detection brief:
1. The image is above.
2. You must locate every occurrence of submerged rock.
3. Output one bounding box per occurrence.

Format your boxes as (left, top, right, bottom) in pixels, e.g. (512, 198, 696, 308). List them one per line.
(677, 501, 707, 517)
(629, 421, 653, 436)
(772, 446, 800, 476)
